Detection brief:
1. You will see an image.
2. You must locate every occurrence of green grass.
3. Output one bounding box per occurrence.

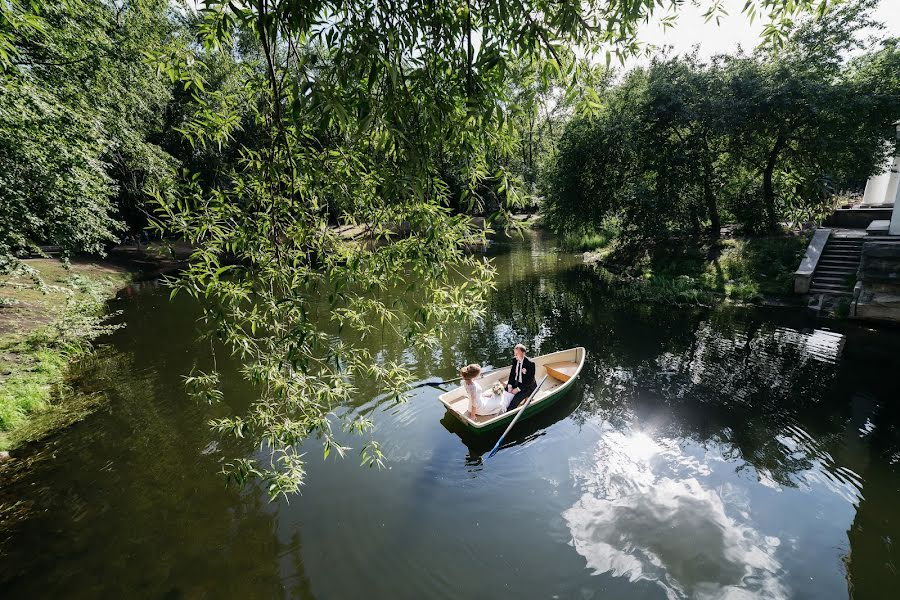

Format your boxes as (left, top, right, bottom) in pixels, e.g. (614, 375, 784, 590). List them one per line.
(561, 230, 614, 252)
(0, 349, 67, 433)
(560, 222, 622, 253)
(0, 260, 128, 450)
(595, 234, 811, 305)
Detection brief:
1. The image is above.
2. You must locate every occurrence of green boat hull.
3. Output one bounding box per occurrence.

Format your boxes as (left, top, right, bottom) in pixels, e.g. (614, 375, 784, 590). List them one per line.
(458, 376, 577, 433)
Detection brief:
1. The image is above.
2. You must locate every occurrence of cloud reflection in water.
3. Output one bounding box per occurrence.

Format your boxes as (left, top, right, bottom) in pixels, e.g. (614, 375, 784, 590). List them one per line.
(564, 429, 786, 599)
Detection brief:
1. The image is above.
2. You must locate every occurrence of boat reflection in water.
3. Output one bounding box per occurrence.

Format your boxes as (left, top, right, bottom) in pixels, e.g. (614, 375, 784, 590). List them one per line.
(439, 382, 584, 463)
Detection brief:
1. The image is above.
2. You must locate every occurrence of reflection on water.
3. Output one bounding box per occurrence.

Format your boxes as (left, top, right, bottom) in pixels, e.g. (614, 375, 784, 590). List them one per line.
(565, 429, 786, 599)
(2, 232, 900, 599)
(439, 388, 583, 464)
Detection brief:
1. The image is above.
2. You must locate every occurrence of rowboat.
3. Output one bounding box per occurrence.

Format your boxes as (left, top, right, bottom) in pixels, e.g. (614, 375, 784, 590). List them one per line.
(438, 347, 586, 432)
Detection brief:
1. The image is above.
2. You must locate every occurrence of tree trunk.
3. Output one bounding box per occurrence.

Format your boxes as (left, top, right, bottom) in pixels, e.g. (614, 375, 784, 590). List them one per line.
(762, 134, 786, 230)
(700, 139, 720, 239)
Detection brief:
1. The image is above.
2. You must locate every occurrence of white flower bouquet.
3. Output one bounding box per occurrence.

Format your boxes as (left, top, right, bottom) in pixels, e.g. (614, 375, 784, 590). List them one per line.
(491, 382, 504, 396)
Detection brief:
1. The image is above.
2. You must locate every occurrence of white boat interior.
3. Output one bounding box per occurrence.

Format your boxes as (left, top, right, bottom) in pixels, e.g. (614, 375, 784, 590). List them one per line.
(438, 347, 585, 429)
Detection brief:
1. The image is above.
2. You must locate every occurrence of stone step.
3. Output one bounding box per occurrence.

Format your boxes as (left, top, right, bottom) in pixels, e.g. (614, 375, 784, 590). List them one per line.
(810, 281, 854, 288)
(812, 273, 854, 282)
(818, 259, 859, 267)
(809, 288, 853, 296)
(814, 267, 855, 275)
(821, 251, 861, 257)
(812, 277, 854, 286)
(811, 287, 853, 294)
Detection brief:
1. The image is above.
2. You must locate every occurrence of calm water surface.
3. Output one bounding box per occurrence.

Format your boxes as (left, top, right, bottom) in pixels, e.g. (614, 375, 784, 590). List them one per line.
(2, 233, 900, 599)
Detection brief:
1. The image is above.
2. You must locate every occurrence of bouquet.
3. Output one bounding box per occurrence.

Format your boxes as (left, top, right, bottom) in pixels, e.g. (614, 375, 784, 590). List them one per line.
(491, 382, 505, 396)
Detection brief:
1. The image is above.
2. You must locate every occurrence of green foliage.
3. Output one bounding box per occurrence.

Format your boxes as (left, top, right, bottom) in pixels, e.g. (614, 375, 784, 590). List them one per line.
(560, 230, 613, 253)
(595, 234, 809, 305)
(147, 1, 832, 497)
(0, 0, 179, 264)
(0, 349, 66, 433)
(0, 0, 834, 490)
(560, 221, 620, 252)
(545, 0, 900, 239)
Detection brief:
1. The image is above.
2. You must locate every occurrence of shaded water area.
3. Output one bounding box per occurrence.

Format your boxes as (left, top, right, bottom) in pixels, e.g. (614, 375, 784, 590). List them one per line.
(3, 232, 900, 599)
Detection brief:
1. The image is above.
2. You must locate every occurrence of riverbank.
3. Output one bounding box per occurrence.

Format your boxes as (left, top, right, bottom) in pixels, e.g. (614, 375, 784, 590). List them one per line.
(0, 259, 130, 452)
(577, 232, 811, 306)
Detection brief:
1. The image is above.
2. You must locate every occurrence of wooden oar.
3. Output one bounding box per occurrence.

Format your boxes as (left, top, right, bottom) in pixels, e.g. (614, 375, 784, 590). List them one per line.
(486, 375, 548, 459)
(411, 366, 502, 389)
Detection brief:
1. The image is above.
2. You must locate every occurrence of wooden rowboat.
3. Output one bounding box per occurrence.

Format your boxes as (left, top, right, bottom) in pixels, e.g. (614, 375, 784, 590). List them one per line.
(438, 347, 586, 432)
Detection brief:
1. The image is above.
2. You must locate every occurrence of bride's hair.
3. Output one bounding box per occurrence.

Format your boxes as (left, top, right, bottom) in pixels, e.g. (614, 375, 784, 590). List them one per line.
(459, 363, 481, 381)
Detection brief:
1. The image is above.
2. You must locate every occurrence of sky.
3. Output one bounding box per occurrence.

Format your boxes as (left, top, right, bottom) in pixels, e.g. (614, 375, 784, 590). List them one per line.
(626, 0, 900, 68)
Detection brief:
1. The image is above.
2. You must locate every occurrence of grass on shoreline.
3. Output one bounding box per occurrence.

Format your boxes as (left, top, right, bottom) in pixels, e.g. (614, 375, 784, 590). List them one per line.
(559, 221, 621, 253)
(581, 231, 811, 305)
(0, 259, 128, 451)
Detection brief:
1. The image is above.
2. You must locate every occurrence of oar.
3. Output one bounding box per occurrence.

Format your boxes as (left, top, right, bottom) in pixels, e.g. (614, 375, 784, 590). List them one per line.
(486, 375, 548, 459)
(411, 367, 502, 389)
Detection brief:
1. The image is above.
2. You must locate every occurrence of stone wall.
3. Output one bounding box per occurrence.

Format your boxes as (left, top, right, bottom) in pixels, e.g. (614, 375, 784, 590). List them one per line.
(853, 241, 900, 322)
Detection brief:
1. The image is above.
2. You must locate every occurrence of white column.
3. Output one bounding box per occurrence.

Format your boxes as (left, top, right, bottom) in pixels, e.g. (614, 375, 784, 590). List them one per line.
(890, 122, 900, 234)
(864, 163, 891, 206)
(890, 172, 900, 233)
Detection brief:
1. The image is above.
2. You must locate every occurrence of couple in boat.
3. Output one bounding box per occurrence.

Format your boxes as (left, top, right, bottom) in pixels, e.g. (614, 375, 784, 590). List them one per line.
(460, 343, 536, 418)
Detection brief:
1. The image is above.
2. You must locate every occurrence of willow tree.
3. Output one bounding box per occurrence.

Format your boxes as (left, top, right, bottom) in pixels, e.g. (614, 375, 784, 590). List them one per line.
(144, 0, 832, 497)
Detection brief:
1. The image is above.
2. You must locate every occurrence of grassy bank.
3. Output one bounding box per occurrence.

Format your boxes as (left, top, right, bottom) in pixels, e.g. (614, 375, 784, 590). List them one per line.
(581, 232, 811, 305)
(559, 222, 620, 253)
(0, 260, 128, 451)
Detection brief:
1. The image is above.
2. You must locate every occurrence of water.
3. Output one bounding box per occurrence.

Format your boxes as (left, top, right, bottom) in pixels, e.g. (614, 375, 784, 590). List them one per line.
(2, 232, 900, 599)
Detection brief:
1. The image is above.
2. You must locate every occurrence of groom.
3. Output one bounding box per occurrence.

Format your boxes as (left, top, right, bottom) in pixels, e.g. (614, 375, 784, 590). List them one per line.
(506, 343, 536, 410)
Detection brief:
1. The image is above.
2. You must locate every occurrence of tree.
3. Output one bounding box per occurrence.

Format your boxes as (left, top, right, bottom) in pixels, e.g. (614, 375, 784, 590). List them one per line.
(0, 0, 179, 264)
(544, 57, 736, 239)
(729, 0, 899, 229)
(1, 0, 835, 495)
(545, 0, 900, 240)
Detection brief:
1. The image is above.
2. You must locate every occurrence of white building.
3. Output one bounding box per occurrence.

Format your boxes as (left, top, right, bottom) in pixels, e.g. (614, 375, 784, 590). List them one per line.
(862, 121, 900, 234)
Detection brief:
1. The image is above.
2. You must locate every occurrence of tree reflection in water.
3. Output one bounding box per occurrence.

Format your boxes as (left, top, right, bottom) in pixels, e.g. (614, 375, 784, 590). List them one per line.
(457, 235, 900, 597)
(4, 234, 900, 598)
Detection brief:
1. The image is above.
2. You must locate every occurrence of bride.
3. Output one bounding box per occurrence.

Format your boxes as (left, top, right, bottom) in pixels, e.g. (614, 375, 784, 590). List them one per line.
(459, 363, 514, 418)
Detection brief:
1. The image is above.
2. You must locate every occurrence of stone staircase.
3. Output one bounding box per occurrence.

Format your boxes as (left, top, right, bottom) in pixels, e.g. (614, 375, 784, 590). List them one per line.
(809, 237, 863, 295)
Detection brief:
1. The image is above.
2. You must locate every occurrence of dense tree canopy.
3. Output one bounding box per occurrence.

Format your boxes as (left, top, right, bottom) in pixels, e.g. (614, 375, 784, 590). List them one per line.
(1, 0, 844, 494)
(544, 0, 900, 239)
(0, 0, 180, 264)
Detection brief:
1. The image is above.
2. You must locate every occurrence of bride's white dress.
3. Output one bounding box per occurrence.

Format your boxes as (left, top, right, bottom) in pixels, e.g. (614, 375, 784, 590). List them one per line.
(463, 381, 514, 416)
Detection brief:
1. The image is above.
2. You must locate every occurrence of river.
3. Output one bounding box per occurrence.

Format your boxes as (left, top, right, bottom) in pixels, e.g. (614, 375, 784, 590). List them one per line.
(2, 232, 900, 599)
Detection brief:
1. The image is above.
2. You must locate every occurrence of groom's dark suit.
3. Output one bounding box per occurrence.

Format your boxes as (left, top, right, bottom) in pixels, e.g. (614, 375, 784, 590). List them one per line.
(506, 355, 537, 410)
